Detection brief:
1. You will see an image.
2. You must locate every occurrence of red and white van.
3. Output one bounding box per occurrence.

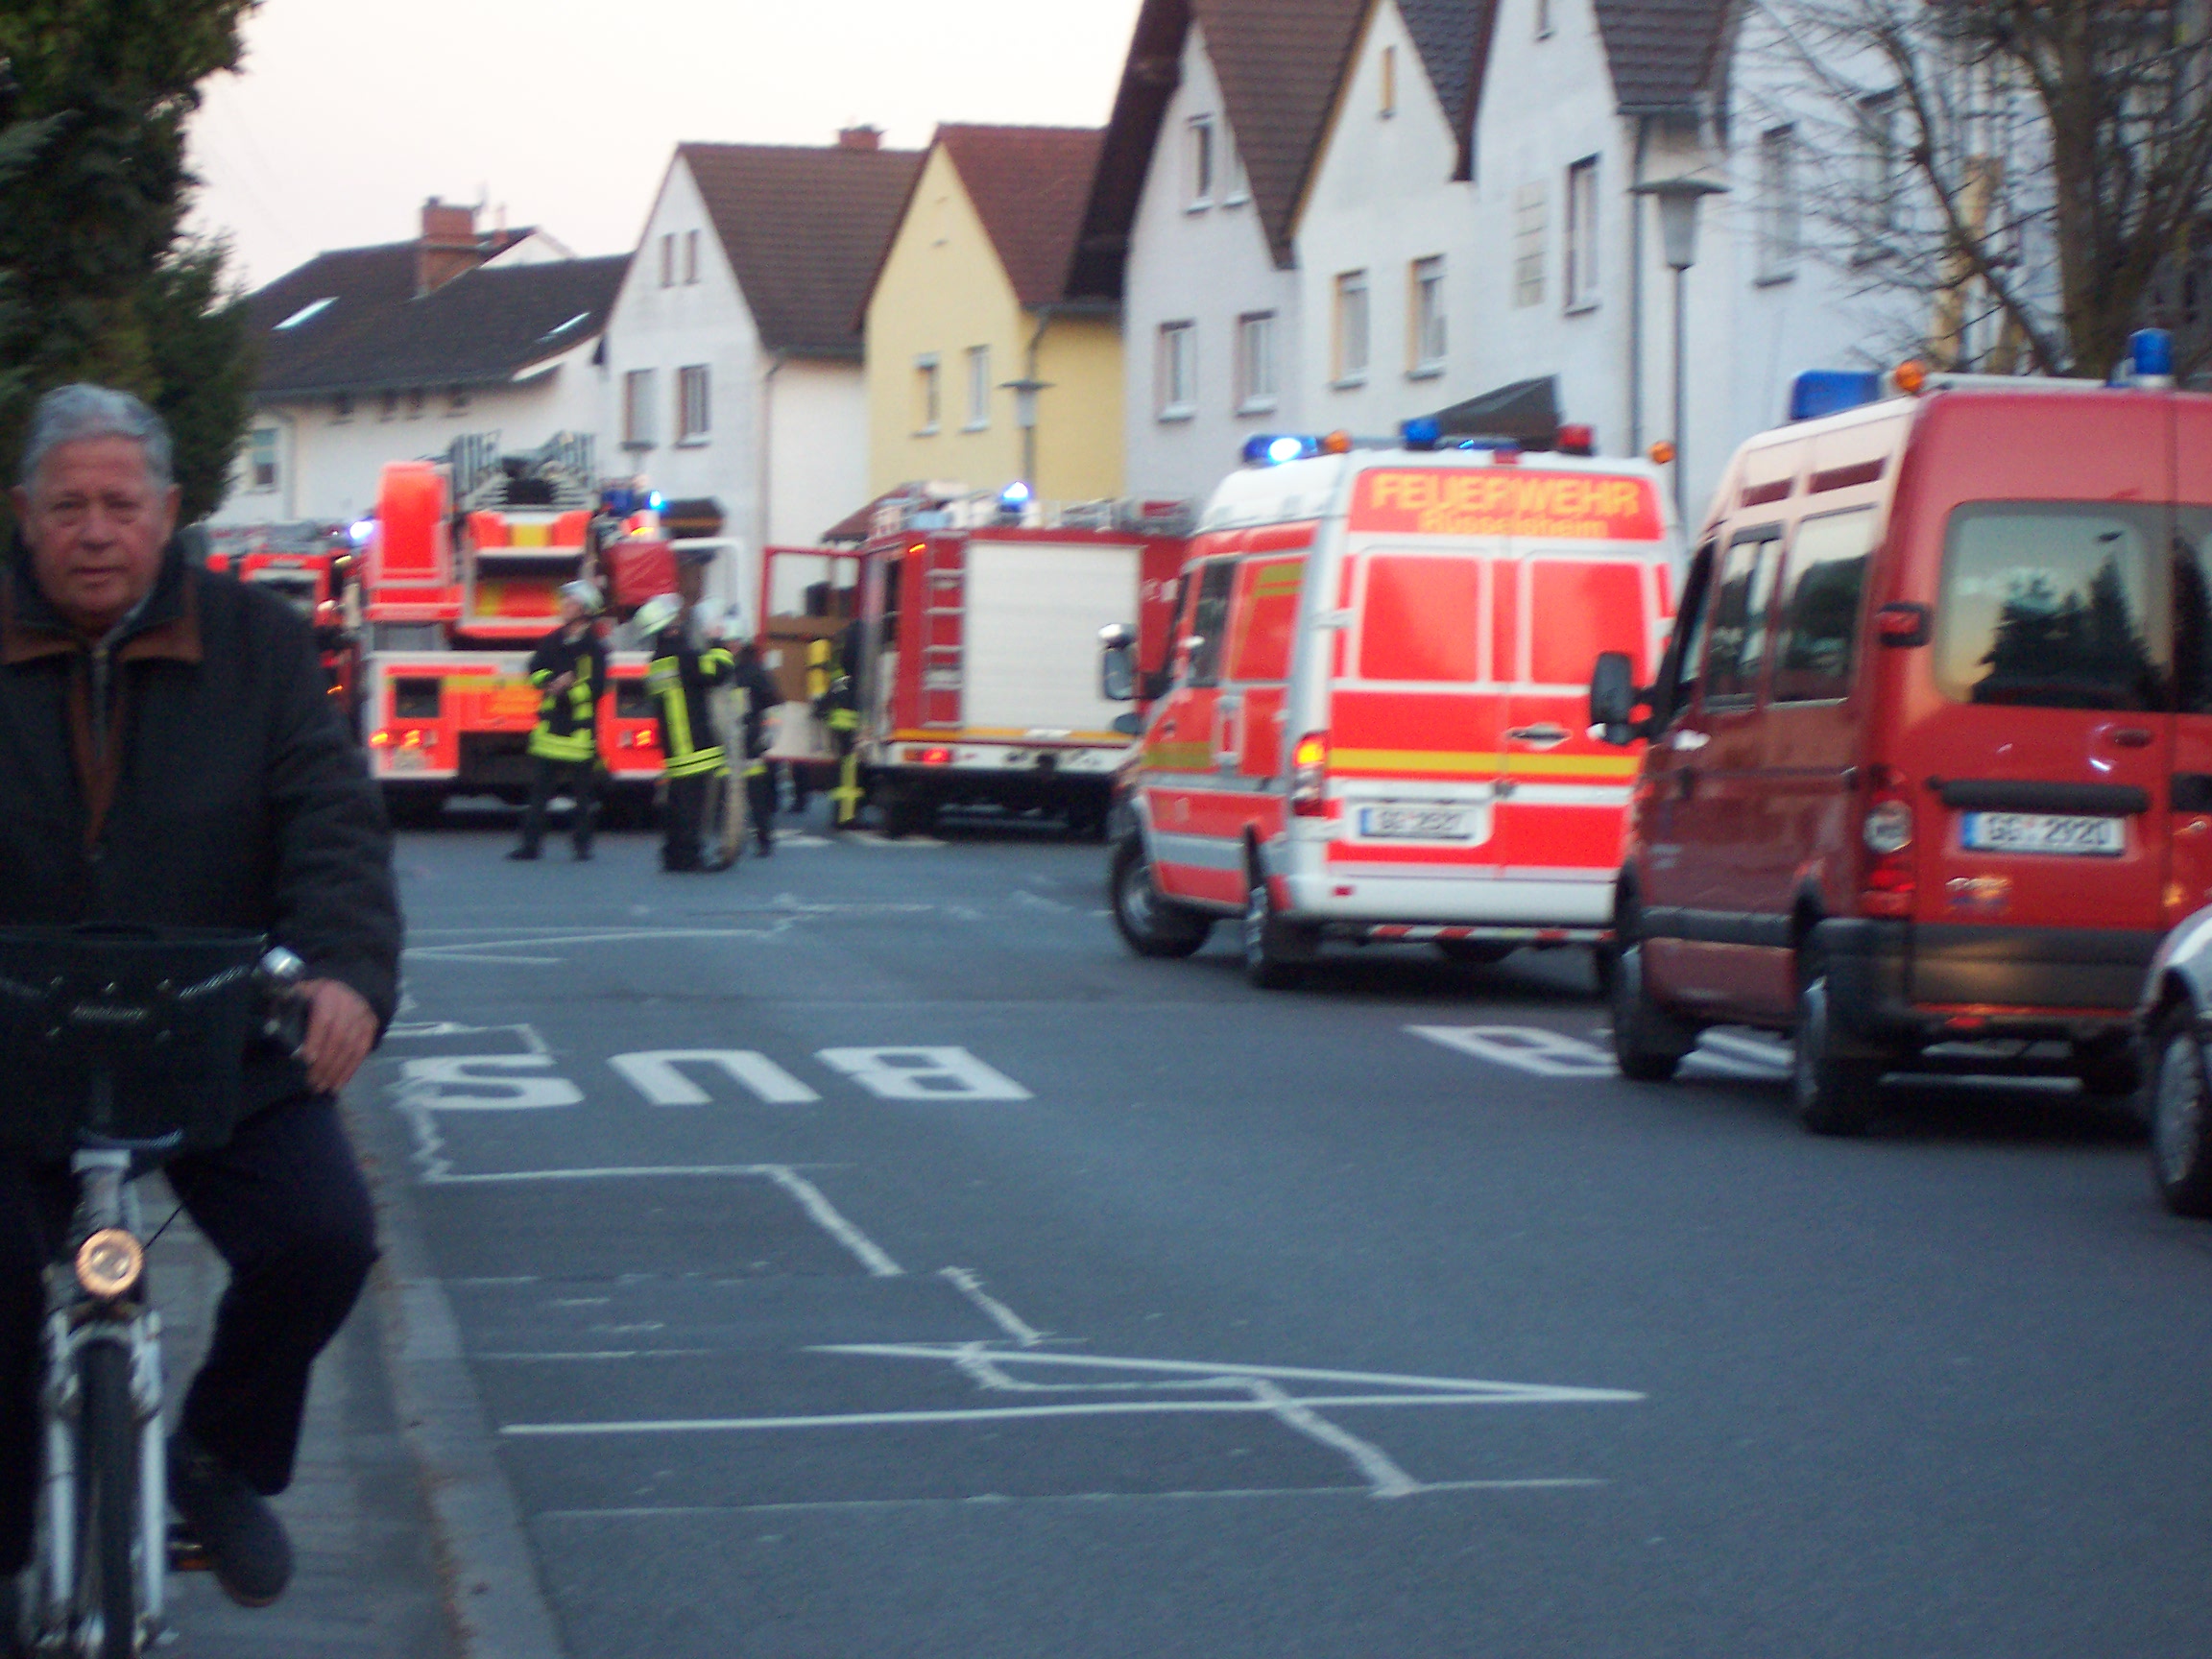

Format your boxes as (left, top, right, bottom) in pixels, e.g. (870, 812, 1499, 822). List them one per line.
(1106, 431, 1682, 985)
(1593, 340, 2212, 1133)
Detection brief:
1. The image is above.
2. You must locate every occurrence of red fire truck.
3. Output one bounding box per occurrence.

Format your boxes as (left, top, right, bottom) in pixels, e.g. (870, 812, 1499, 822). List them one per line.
(355, 447, 664, 823)
(204, 522, 363, 726)
(775, 492, 1190, 836)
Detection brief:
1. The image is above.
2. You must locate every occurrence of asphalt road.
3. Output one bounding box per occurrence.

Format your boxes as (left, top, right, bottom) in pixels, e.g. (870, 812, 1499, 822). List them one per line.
(362, 805, 2212, 1659)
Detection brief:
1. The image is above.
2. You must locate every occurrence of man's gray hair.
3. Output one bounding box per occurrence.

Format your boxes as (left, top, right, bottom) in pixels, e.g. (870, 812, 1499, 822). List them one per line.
(18, 384, 176, 494)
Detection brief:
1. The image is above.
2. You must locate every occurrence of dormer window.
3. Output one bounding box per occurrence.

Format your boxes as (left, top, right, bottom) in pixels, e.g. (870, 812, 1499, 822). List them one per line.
(275, 298, 335, 330)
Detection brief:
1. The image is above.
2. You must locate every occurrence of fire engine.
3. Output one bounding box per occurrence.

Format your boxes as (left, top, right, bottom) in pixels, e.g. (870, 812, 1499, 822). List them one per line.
(782, 488, 1190, 837)
(204, 522, 362, 726)
(355, 439, 664, 823)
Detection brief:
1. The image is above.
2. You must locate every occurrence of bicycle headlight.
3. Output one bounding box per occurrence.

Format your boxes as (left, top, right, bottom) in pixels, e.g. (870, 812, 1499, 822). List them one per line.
(75, 1229, 145, 1300)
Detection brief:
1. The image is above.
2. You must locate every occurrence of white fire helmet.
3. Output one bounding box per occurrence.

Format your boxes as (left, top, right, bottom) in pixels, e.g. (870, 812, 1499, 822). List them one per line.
(559, 580, 602, 612)
(633, 592, 683, 637)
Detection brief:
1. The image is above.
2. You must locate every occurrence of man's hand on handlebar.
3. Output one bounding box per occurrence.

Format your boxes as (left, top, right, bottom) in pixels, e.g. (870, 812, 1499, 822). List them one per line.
(296, 979, 376, 1094)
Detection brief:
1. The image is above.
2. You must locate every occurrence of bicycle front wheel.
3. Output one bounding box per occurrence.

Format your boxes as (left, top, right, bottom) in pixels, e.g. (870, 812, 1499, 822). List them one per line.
(76, 1340, 140, 1659)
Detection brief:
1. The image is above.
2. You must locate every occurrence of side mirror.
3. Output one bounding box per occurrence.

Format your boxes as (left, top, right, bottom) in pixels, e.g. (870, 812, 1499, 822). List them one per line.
(1099, 621, 1138, 702)
(1110, 710, 1142, 736)
(1589, 651, 1642, 746)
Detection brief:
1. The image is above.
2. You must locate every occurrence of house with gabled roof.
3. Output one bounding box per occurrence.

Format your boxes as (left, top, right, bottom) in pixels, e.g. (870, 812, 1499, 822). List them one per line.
(1073, 0, 1368, 501)
(602, 131, 923, 617)
(861, 124, 1121, 506)
(215, 199, 623, 527)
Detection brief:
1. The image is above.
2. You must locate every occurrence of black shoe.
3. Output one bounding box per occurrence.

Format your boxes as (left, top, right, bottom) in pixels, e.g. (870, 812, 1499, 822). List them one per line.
(572, 844, 592, 861)
(169, 1432, 292, 1608)
(756, 835, 773, 856)
(505, 846, 541, 861)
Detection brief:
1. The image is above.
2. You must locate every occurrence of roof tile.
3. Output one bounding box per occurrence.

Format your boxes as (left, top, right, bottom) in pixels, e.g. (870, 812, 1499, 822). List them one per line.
(1593, 0, 1733, 112)
(937, 125, 1105, 307)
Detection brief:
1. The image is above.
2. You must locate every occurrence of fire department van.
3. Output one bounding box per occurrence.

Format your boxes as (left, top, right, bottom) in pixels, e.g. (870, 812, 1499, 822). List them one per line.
(1105, 426, 1682, 986)
(1591, 333, 2212, 1134)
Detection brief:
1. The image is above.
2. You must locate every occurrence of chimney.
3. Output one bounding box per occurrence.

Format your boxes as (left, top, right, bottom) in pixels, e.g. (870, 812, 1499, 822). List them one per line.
(838, 125, 883, 153)
(417, 196, 486, 296)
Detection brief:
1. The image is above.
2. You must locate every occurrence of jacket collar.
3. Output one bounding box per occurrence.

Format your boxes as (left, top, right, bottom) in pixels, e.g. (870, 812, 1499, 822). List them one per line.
(0, 535, 202, 667)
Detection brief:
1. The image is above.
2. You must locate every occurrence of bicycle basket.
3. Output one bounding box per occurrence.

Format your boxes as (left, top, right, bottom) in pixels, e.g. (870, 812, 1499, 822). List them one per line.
(0, 926, 267, 1161)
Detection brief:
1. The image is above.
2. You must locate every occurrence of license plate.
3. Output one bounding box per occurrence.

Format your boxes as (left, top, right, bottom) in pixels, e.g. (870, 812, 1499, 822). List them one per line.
(1960, 811, 2125, 855)
(1359, 804, 1479, 841)
(386, 747, 427, 773)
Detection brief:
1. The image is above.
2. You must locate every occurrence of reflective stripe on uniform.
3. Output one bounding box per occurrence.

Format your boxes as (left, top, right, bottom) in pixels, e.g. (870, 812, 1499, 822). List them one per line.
(529, 728, 595, 762)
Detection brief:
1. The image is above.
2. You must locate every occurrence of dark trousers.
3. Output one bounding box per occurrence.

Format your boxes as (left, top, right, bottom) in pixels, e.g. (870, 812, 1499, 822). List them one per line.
(662, 772, 711, 870)
(745, 764, 776, 849)
(517, 755, 598, 854)
(0, 1094, 377, 1572)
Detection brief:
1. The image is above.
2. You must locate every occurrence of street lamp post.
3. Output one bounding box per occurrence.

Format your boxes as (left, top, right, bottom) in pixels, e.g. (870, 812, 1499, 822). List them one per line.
(1631, 178, 1727, 522)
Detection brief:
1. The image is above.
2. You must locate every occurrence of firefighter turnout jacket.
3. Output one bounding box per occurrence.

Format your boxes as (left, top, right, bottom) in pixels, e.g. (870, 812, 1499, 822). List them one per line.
(526, 625, 611, 764)
(647, 623, 734, 780)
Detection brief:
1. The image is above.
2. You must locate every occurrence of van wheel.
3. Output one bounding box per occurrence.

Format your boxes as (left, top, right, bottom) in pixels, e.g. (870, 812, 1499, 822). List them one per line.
(1242, 871, 1315, 990)
(1109, 835, 1212, 959)
(2149, 1005, 2212, 1216)
(1791, 961, 1882, 1136)
(1610, 943, 1695, 1081)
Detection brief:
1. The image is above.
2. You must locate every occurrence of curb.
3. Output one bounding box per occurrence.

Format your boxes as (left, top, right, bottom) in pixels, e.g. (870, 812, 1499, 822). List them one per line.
(353, 1103, 569, 1659)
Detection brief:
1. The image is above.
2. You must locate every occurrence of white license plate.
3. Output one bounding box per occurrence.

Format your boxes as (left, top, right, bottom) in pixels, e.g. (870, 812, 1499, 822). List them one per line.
(1359, 804, 1479, 841)
(385, 747, 427, 773)
(1960, 811, 2125, 855)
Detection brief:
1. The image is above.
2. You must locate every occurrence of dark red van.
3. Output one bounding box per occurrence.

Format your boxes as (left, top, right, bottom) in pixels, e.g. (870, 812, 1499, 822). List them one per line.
(1591, 349, 2212, 1132)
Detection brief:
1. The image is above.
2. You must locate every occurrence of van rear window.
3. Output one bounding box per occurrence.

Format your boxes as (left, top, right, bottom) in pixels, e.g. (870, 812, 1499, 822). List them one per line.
(1936, 504, 2161, 710)
(1358, 555, 1480, 682)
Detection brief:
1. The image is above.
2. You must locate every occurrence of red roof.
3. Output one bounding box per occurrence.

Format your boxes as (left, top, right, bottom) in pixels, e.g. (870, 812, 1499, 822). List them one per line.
(935, 125, 1106, 307)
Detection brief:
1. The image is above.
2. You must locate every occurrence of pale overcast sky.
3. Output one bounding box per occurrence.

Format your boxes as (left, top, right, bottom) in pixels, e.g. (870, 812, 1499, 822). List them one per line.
(187, 0, 1145, 289)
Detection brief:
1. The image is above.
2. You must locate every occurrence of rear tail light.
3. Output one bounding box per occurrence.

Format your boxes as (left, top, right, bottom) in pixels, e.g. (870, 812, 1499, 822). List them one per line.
(1291, 732, 1330, 817)
(1859, 772, 1915, 917)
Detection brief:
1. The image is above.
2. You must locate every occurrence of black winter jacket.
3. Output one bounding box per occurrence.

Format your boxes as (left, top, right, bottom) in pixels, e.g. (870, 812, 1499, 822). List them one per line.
(0, 535, 401, 1115)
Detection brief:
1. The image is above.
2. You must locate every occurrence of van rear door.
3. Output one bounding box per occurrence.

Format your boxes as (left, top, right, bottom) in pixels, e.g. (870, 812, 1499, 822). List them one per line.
(1911, 396, 2172, 957)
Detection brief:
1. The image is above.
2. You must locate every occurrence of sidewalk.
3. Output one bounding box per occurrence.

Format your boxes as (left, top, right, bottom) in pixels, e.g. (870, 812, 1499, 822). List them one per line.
(147, 1182, 460, 1659)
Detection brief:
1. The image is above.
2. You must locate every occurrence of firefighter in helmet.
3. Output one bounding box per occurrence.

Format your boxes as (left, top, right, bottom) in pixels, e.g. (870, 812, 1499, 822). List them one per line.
(508, 578, 608, 861)
(638, 552, 733, 872)
(813, 622, 862, 829)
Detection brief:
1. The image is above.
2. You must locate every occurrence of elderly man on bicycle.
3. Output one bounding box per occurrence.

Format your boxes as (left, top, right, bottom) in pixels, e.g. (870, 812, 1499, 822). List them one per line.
(0, 385, 400, 1640)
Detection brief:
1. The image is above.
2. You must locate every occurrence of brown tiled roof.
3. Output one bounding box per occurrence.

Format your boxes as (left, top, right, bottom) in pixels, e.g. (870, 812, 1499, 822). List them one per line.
(680, 142, 925, 360)
(244, 243, 627, 397)
(1070, 0, 1368, 294)
(935, 125, 1105, 307)
(1593, 0, 1733, 112)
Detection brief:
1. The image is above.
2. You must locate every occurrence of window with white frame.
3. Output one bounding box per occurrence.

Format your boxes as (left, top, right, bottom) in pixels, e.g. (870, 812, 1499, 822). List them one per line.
(247, 428, 277, 493)
(1759, 125, 1801, 280)
(1514, 180, 1547, 307)
(965, 346, 992, 430)
(1565, 156, 1600, 309)
(1236, 312, 1278, 412)
(623, 369, 657, 448)
(1409, 257, 1447, 371)
(684, 228, 700, 284)
(1380, 45, 1397, 117)
(1858, 91, 1901, 245)
(1158, 322, 1196, 419)
(1188, 115, 1215, 208)
(1223, 136, 1250, 205)
(1334, 272, 1370, 384)
(678, 365, 710, 443)
(914, 355, 941, 433)
(659, 233, 674, 287)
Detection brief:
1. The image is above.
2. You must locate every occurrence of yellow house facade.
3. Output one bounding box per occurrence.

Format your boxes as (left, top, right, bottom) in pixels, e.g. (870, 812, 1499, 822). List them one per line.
(864, 125, 1124, 504)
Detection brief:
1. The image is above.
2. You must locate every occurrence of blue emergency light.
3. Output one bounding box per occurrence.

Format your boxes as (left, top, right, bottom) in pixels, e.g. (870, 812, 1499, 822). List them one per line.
(347, 518, 374, 545)
(1244, 434, 1318, 466)
(1401, 417, 1442, 451)
(2130, 328, 2176, 383)
(1789, 370, 1884, 422)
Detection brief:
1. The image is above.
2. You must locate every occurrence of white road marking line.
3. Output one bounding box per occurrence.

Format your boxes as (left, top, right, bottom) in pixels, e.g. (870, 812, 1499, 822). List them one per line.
(1407, 1024, 1617, 1077)
(938, 1268, 1047, 1348)
(814, 1344, 1642, 1403)
(609, 1049, 822, 1106)
(1696, 1031, 1792, 1072)
(758, 1166, 906, 1279)
(845, 830, 947, 848)
(530, 1480, 1605, 1521)
(499, 1392, 1633, 1437)
(818, 1046, 1033, 1102)
(1246, 1378, 1422, 1498)
(473, 1351, 721, 1362)
(1014, 890, 1071, 913)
